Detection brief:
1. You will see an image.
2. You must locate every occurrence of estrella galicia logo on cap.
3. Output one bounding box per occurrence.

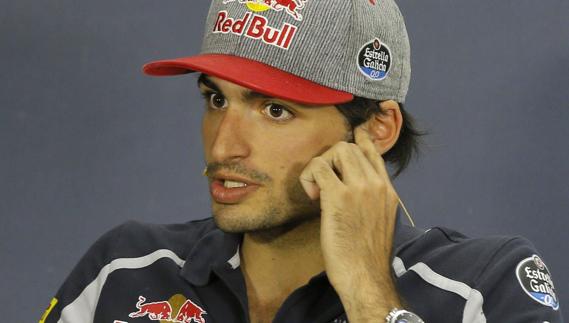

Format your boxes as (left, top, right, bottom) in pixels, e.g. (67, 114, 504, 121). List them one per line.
(516, 255, 559, 310)
(357, 38, 392, 81)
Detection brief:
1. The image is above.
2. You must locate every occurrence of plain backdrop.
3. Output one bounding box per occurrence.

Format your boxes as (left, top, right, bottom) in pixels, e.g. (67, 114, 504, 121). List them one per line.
(1, 0, 568, 321)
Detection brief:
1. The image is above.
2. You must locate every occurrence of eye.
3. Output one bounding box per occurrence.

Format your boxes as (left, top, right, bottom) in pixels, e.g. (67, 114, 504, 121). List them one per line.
(262, 103, 294, 122)
(204, 92, 228, 110)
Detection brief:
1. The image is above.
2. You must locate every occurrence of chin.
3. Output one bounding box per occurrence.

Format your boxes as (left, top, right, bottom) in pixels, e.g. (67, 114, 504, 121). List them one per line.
(212, 206, 319, 239)
(212, 211, 279, 233)
(212, 205, 282, 232)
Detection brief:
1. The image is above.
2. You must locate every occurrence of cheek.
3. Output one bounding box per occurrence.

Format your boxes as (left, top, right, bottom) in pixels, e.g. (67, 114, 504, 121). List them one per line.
(257, 130, 339, 182)
(256, 114, 348, 164)
(201, 114, 217, 158)
(257, 134, 315, 162)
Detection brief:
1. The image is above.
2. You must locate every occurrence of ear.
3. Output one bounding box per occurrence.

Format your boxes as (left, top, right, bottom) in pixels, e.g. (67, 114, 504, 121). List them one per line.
(356, 100, 403, 155)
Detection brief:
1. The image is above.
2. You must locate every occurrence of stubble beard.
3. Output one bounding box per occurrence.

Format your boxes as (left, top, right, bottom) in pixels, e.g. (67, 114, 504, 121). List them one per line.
(212, 161, 320, 242)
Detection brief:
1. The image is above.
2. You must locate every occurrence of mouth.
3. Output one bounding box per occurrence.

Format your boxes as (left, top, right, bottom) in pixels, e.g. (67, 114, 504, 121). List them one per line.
(222, 179, 249, 188)
(209, 174, 261, 204)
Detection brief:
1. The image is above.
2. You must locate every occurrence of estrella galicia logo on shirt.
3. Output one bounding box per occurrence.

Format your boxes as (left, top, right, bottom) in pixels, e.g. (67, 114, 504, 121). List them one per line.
(128, 295, 207, 322)
(516, 255, 559, 310)
(357, 38, 392, 81)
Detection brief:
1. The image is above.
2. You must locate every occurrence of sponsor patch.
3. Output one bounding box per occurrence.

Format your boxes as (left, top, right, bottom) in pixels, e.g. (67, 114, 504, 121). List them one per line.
(127, 294, 207, 322)
(357, 38, 392, 81)
(516, 254, 559, 310)
(213, 10, 297, 50)
(212, 0, 308, 50)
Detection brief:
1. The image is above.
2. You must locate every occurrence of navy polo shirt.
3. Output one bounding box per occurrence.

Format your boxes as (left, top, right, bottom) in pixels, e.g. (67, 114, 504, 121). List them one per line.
(41, 215, 563, 323)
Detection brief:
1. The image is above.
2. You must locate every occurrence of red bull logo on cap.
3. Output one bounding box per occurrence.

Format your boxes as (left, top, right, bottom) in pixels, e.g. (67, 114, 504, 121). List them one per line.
(213, 0, 309, 50)
(128, 295, 207, 323)
(213, 10, 298, 50)
(222, 0, 308, 21)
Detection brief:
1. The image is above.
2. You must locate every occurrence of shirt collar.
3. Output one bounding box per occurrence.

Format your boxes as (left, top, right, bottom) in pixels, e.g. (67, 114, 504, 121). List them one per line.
(181, 228, 243, 286)
(180, 209, 425, 286)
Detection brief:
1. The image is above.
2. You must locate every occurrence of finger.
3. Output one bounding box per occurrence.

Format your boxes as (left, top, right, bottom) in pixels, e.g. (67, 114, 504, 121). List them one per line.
(299, 156, 343, 200)
(316, 142, 366, 184)
(354, 127, 400, 203)
(348, 142, 379, 180)
(354, 126, 390, 180)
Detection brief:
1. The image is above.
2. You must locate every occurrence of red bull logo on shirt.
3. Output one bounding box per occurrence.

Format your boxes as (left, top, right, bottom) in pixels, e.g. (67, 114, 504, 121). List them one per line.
(222, 0, 308, 21)
(129, 296, 173, 320)
(174, 299, 207, 323)
(128, 295, 207, 323)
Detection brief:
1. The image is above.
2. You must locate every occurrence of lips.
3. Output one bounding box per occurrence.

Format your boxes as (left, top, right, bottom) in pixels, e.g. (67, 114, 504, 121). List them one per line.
(209, 173, 261, 204)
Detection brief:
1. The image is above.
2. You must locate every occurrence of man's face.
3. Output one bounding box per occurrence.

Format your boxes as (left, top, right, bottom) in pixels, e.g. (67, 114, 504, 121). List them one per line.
(199, 75, 350, 235)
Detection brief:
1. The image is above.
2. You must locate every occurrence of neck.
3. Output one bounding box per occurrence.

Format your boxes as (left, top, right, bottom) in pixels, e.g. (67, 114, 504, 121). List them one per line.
(240, 216, 324, 303)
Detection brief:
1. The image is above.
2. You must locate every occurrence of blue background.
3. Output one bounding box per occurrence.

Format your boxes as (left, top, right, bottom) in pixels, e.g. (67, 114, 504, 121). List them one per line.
(1, 0, 568, 321)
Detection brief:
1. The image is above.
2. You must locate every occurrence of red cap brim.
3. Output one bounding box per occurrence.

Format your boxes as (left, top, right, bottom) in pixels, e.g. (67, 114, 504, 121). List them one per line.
(143, 54, 353, 105)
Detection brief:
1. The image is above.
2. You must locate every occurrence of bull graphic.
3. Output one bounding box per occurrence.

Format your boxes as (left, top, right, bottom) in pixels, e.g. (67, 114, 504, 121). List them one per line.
(222, 0, 307, 21)
(128, 296, 173, 320)
(174, 299, 207, 323)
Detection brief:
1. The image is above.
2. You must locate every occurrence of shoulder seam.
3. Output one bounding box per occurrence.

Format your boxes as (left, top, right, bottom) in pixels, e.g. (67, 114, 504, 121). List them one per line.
(393, 257, 487, 323)
(108, 221, 130, 266)
(472, 236, 523, 285)
(57, 249, 185, 323)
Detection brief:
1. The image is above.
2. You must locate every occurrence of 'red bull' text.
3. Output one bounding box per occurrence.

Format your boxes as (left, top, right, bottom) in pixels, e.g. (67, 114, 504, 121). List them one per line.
(213, 11, 298, 50)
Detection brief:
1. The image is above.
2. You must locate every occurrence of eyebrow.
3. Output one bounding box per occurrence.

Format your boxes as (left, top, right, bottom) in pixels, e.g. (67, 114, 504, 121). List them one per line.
(197, 74, 277, 103)
(197, 74, 220, 92)
(242, 90, 272, 102)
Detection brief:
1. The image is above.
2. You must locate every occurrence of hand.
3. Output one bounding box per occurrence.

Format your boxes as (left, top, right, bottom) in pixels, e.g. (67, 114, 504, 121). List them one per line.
(299, 125, 401, 321)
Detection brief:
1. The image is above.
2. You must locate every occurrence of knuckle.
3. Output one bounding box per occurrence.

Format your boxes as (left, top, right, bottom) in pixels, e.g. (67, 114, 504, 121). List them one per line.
(371, 175, 385, 185)
(367, 178, 386, 193)
(335, 141, 351, 153)
(387, 186, 398, 198)
(304, 157, 324, 175)
(332, 153, 342, 168)
(349, 143, 364, 156)
(376, 180, 388, 192)
(312, 156, 326, 167)
(352, 182, 367, 194)
(313, 158, 331, 173)
(370, 178, 384, 188)
(338, 186, 351, 199)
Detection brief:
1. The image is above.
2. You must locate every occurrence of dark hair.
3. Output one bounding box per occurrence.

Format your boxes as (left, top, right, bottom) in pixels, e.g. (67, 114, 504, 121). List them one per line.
(335, 96, 425, 177)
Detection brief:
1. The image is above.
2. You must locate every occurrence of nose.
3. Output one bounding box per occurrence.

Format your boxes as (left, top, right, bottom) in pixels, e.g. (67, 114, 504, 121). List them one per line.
(209, 107, 251, 163)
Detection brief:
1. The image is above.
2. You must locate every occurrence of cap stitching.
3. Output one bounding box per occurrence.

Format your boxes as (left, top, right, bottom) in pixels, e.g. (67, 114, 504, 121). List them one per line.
(394, 4, 408, 102)
(343, 0, 357, 93)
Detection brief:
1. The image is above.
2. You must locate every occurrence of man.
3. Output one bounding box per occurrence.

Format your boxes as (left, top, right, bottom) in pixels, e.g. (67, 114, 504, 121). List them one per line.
(40, 0, 562, 322)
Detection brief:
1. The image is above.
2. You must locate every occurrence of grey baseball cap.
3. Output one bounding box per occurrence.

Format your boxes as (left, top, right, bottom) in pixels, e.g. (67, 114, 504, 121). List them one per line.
(143, 0, 411, 105)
